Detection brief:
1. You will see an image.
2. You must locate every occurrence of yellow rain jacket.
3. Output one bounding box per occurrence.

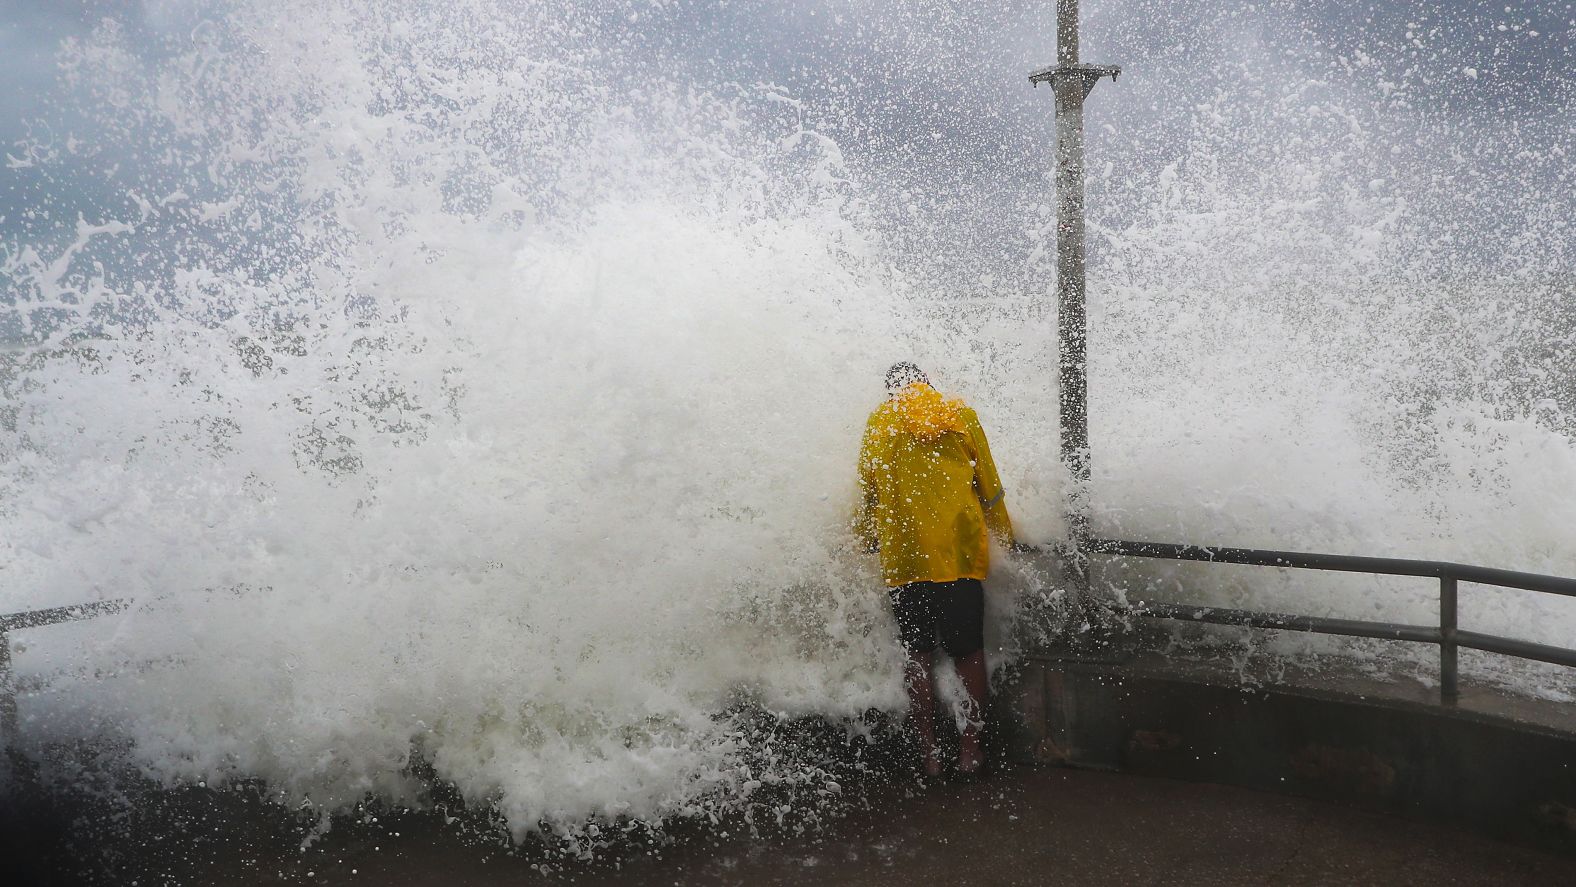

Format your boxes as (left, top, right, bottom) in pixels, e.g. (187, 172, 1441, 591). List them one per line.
(854, 383, 1015, 587)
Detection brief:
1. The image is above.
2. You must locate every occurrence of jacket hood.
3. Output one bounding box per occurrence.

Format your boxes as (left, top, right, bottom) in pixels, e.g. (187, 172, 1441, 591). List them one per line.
(886, 382, 965, 440)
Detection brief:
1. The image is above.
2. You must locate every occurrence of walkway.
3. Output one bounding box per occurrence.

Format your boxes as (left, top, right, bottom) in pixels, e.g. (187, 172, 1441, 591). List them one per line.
(119, 765, 1575, 886)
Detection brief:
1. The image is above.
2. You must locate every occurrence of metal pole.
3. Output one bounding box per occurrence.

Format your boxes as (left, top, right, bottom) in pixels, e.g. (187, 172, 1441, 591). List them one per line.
(1055, 0, 1090, 584)
(1031, 0, 1118, 595)
(1056, 0, 1080, 65)
(1439, 575, 1459, 705)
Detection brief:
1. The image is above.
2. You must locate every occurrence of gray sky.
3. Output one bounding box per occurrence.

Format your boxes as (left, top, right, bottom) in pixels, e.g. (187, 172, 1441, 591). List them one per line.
(6, 1, 1570, 166)
(3, 0, 1572, 302)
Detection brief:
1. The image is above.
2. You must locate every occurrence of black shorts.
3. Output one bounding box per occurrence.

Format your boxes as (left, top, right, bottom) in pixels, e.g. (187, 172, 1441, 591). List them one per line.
(889, 578, 985, 657)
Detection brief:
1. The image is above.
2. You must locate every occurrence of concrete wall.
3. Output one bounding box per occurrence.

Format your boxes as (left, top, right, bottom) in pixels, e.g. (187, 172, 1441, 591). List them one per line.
(1003, 654, 1576, 855)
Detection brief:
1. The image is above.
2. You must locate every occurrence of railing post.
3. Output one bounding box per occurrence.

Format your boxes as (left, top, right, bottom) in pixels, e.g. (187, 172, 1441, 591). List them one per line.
(0, 628, 16, 748)
(1439, 575, 1459, 705)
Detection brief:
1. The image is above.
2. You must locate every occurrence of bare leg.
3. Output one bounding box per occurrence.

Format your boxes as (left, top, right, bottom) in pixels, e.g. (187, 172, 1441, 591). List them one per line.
(903, 651, 942, 777)
(955, 649, 989, 774)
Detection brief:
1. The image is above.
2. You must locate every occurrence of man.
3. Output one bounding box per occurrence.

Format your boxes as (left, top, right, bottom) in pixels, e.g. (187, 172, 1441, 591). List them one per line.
(854, 362, 1015, 777)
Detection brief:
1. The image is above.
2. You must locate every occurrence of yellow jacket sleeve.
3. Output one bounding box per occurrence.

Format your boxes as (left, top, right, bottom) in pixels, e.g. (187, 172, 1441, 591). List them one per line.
(963, 408, 1015, 546)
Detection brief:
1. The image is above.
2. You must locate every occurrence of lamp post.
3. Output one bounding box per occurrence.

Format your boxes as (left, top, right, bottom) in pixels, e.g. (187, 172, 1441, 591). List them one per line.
(1031, 0, 1118, 595)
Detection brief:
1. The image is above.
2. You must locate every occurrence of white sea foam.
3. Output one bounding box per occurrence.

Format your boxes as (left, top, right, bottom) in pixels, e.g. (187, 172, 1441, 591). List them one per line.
(2, 0, 1572, 838)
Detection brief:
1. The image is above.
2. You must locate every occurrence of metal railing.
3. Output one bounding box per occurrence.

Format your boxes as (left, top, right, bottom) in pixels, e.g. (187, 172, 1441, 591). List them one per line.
(1089, 539, 1576, 704)
(0, 599, 131, 744)
(4, 540, 1574, 742)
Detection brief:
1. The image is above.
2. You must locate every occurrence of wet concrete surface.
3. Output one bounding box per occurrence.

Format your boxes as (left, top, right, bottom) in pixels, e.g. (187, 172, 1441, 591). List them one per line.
(108, 765, 1571, 886)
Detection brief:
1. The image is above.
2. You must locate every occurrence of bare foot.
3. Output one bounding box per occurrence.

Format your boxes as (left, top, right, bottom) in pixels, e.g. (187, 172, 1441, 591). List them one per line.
(922, 749, 944, 778)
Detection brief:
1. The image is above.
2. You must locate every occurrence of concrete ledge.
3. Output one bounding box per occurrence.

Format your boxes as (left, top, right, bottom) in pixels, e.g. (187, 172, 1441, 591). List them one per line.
(1004, 653, 1576, 855)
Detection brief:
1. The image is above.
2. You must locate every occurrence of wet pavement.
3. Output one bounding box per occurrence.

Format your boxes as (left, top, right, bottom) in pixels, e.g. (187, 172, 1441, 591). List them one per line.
(106, 764, 1570, 886)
